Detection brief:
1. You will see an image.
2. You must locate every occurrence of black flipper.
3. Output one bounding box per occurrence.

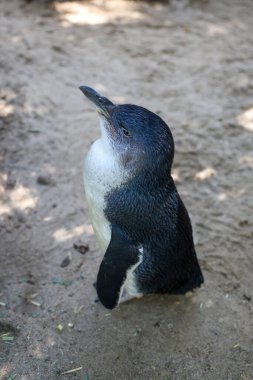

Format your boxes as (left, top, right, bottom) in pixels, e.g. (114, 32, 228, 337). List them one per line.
(96, 225, 141, 309)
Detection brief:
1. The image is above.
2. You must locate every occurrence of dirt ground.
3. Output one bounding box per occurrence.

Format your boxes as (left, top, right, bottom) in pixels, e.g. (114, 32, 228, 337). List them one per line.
(0, 0, 253, 379)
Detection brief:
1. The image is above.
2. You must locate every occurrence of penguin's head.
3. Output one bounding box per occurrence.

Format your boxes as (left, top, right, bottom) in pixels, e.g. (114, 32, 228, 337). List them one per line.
(80, 86, 174, 177)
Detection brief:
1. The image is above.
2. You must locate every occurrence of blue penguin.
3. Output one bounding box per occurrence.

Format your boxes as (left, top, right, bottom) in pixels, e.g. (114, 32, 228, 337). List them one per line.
(80, 86, 204, 309)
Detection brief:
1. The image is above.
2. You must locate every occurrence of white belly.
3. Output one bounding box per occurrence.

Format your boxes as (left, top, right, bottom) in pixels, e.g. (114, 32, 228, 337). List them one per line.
(83, 137, 126, 251)
(83, 123, 142, 301)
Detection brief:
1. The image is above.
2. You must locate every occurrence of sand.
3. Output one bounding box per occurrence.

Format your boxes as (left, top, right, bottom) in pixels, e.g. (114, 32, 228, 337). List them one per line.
(0, 0, 252, 379)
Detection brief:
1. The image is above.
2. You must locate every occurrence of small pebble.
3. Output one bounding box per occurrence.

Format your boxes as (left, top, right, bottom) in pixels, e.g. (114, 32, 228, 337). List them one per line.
(56, 324, 64, 333)
(243, 293, 251, 302)
(61, 256, 70, 268)
(73, 243, 89, 255)
(37, 175, 54, 186)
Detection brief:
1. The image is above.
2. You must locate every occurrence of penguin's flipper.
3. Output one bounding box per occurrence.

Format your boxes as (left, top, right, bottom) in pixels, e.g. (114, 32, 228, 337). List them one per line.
(96, 225, 141, 309)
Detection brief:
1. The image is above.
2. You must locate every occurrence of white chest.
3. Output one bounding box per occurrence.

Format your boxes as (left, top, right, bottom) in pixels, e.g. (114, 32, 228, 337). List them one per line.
(83, 138, 126, 251)
(83, 131, 143, 301)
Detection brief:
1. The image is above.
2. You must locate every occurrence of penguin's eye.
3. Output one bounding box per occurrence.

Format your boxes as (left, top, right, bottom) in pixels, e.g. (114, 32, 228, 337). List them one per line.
(119, 123, 131, 138)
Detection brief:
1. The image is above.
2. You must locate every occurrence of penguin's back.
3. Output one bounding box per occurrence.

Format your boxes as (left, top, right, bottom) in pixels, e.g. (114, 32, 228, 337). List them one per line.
(104, 176, 203, 295)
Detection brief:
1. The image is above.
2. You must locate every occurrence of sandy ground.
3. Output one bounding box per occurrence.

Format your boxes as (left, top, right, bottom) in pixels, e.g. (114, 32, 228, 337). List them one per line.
(0, 0, 253, 379)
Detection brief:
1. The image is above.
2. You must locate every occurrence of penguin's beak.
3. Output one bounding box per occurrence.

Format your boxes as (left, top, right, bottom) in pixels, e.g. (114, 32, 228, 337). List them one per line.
(79, 85, 114, 120)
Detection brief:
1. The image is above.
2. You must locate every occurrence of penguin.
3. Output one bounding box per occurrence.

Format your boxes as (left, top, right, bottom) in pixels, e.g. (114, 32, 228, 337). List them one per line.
(80, 86, 204, 309)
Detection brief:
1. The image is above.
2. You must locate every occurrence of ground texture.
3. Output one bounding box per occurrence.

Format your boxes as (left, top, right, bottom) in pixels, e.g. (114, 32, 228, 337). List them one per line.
(0, 0, 253, 379)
